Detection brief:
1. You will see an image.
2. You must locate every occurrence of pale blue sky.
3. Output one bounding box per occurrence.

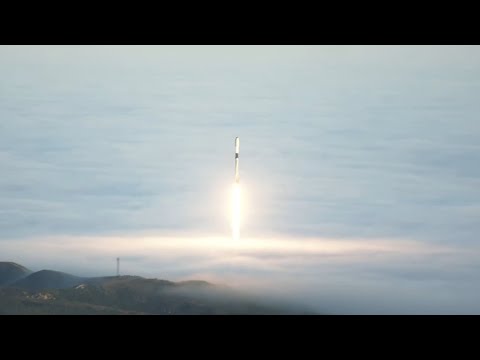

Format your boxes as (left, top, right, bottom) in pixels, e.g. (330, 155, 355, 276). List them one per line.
(1, 45, 479, 242)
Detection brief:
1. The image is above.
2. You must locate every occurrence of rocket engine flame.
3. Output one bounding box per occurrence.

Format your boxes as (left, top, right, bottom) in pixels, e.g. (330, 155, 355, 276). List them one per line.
(232, 183, 241, 241)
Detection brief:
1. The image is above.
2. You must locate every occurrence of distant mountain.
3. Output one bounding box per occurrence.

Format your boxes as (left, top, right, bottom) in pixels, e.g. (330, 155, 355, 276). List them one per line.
(0, 262, 315, 315)
(13, 270, 84, 291)
(0, 262, 31, 286)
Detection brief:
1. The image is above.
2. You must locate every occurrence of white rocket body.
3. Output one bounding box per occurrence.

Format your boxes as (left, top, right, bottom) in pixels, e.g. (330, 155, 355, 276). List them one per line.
(235, 137, 240, 183)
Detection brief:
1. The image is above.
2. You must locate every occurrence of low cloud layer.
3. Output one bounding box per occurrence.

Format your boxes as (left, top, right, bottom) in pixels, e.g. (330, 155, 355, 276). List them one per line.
(2, 234, 480, 314)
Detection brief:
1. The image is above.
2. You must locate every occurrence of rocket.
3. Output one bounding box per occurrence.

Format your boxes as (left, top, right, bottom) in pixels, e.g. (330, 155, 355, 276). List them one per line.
(235, 137, 240, 183)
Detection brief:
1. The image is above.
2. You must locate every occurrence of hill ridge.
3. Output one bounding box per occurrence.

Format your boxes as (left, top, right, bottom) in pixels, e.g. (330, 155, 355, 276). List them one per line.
(0, 261, 32, 286)
(0, 261, 311, 315)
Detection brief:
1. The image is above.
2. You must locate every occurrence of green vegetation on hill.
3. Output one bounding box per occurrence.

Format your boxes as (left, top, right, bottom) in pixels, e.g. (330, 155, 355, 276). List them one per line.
(0, 262, 311, 315)
(13, 270, 84, 291)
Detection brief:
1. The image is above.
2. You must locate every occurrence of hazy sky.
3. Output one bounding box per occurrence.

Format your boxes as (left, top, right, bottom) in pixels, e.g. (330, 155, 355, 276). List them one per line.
(1, 45, 480, 313)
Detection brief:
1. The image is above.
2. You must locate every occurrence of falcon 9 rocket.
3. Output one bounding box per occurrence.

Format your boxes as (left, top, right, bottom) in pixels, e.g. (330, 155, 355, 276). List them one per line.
(235, 137, 240, 183)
